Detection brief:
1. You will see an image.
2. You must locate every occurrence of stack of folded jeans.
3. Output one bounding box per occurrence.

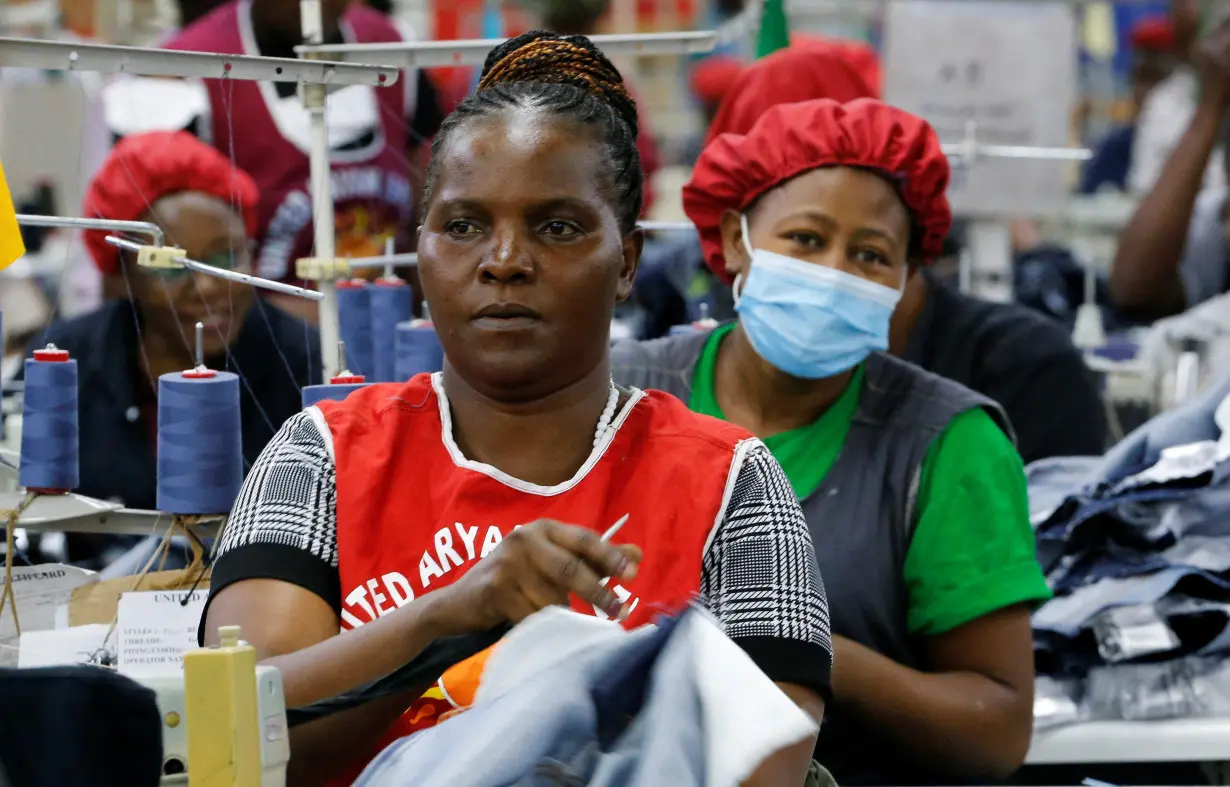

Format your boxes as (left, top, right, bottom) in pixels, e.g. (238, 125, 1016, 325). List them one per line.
(1029, 370, 1230, 725)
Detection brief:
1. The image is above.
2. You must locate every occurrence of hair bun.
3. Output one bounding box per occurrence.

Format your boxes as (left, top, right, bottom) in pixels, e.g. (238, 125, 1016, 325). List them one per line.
(477, 30, 639, 136)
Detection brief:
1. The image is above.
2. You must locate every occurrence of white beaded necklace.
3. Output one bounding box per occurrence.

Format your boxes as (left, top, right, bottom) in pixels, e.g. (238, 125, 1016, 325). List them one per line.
(593, 383, 620, 448)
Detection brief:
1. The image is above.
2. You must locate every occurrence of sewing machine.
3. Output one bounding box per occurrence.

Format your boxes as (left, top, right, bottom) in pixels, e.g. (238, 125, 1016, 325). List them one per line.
(139, 628, 290, 786)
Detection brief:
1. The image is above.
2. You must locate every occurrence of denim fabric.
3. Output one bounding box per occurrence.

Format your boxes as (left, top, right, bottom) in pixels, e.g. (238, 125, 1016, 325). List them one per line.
(1031, 370, 1230, 570)
(1030, 370, 1230, 679)
(353, 615, 705, 787)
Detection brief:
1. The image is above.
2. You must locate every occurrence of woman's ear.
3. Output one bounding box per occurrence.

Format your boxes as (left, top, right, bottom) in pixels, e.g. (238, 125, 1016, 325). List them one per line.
(615, 227, 645, 302)
(719, 208, 751, 281)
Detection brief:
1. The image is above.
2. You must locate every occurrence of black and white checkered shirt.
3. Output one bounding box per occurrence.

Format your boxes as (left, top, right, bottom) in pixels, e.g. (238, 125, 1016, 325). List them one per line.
(208, 406, 833, 696)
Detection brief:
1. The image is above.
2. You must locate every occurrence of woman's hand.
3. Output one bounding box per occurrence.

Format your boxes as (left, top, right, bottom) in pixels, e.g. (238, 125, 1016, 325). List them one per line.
(434, 519, 642, 632)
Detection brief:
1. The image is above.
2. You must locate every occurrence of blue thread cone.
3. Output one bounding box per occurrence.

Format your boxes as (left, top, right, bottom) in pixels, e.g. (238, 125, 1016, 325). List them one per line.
(371, 279, 412, 382)
(302, 382, 369, 408)
(395, 320, 444, 381)
(156, 370, 243, 515)
(20, 350, 79, 492)
(337, 281, 374, 378)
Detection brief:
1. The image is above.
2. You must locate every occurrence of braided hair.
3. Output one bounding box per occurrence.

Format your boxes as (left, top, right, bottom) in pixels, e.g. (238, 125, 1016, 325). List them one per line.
(423, 30, 644, 234)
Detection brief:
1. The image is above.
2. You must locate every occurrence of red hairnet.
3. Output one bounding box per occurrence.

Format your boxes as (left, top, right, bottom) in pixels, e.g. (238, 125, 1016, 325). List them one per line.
(689, 56, 745, 108)
(705, 46, 877, 145)
(685, 98, 952, 282)
(1130, 17, 1176, 52)
(82, 130, 260, 275)
(792, 34, 882, 97)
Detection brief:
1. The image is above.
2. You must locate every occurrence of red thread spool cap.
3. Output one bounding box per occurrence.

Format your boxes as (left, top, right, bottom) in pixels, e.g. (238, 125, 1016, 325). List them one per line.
(32, 348, 70, 363)
(337, 279, 368, 289)
(182, 368, 218, 379)
(375, 277, 406, 287)
(330, 374, 366, 385)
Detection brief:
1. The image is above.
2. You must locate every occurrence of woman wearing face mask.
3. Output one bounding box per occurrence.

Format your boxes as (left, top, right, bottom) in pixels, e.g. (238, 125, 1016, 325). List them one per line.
(613, 98, 1050, 786)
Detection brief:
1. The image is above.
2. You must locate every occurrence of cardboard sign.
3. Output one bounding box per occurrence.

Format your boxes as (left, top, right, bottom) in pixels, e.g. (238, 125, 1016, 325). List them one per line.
(883, 0, 1078, 217)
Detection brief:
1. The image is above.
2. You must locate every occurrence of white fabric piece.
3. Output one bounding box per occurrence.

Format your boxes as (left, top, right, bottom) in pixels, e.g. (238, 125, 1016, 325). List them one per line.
(102, 76, 211, 136)
(476, 606, 818, 787)
(264, 84, 382, 154)
(1129, 68, 1226, 196)
(1139, 289, 1230, 407)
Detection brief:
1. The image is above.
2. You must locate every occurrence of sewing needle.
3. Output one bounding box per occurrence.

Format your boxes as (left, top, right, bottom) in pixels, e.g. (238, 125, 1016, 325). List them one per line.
(601, 513, 630, 542)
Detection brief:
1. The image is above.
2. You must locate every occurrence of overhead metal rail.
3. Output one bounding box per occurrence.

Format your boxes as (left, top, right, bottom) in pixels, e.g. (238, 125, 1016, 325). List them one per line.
(297, 30, 723, 68)
(0, 36, 397, 85)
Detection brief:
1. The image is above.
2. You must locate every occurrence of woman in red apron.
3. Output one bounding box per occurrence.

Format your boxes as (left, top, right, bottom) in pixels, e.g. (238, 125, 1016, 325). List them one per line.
(199, 30, 832, 786)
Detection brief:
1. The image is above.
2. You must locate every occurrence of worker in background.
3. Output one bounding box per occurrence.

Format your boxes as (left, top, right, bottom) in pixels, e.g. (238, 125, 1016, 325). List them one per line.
(632, 46, 874, 342)
(30, 131, 319, 567)
(197, 32, 829, 787)
(613, 98, 1050, 786)
(1081, 17, 1181, 194)
(685, 55, 745, 162)
(630, 54, 746, 340)
(1110, 18, 1230, 319)
(514, 0, 662, 215)
(100, 0, 444, 321)
(176, 0, 227, 26)
(1127, 0, 1224, 196)
(640, 48, 1108, 462)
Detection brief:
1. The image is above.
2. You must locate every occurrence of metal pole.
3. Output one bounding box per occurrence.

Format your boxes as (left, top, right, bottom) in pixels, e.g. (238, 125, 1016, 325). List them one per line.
(0, 36, 396, 84)
(346, 252, 419, 270)
(104, 236, 324, 301)
(940, 143, 1093, 162)
(17, 214, 164, 246)
(301, 0, 341, 380)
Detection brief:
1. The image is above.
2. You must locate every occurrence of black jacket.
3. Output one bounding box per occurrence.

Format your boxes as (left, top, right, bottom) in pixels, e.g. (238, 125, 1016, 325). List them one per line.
(905, 272, 1108, 463)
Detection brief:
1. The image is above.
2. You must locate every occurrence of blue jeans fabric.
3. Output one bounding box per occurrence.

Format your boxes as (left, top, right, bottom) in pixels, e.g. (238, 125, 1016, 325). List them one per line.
(1030, 370, 1230, 676)
(354, 612, 707, 787)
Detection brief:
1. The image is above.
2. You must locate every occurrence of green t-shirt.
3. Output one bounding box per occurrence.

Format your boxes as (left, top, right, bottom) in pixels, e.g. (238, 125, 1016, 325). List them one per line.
(690, 323, 1052, 635)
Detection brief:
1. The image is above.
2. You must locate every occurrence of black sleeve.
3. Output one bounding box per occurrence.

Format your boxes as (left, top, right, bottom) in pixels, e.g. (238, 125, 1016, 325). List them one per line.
(700, 441, 833, 702)
(199, 411, 341, 643)
(981, 323, 1109, 463)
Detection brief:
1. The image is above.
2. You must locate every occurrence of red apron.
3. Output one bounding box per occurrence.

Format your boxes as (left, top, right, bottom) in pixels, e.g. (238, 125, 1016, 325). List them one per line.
(314, 373, 750, 781)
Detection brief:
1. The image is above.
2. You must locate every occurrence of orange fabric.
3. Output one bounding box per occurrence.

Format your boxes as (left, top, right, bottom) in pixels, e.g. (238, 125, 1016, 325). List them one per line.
(433, 643, 493, 713)
(705, 45, 877, 146)
(316, 374, 750, 781)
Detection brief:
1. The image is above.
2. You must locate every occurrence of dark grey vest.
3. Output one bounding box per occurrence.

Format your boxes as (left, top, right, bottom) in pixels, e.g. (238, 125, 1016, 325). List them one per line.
(611, 329, 1014, 787)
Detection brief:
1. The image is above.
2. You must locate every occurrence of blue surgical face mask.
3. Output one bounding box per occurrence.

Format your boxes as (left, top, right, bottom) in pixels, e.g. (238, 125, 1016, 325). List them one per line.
(733, 214, 904, 380)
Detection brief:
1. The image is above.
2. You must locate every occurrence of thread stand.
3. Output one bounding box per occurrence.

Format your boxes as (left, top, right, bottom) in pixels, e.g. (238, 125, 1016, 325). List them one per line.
(157, 323, 244, 517)
(302, 341, 370, 408)
(105, 235, 323, 302)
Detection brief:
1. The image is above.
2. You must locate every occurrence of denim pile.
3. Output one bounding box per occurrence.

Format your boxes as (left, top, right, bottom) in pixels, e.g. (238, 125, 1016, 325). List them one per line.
(1029, 371, 1230, 726)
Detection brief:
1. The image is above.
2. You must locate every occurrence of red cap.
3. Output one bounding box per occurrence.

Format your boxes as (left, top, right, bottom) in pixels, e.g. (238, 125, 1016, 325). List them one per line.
(181, 368, 218, 379)
(705, 45, 877, 146)
(82, 131, 259, 275)
(1130, 17, 1176, 52)
(32, 348, 70, 362)
(375, 277, 407, 287)
(330, 373, 366, 385)
(689, 56, 745, 108)
(686, 98, 952, 280)
(337, 279, 369, 289)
